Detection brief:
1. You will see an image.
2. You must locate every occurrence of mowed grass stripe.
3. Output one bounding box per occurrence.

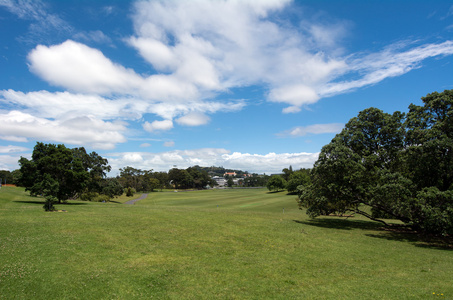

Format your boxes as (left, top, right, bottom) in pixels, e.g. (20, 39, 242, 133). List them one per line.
(139, 189, 299, 213)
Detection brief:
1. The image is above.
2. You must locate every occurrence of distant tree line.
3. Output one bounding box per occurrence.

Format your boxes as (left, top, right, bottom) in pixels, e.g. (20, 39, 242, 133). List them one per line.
(0, 169, 21, 185)
(117, 166, 216, 192)
(192, 165, 250, 178)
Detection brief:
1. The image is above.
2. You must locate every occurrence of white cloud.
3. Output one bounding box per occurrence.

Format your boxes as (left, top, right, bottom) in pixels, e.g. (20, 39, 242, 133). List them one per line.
(123, 153, 144, 163)
(0, 111, 127, 149)
(220, 151, 319, 173)
(140, 143, 151, 148)
(130, 0, 453, 113)
(163, 141, 175, 147)
(282, 106, 301, 114)
(143, 120, 173, 132)
(2, 0, 453, 154)
(0, 154, 26, 171)
(321, 41, 453, 97)
(278, 123, 344, 137)
(106, 148, 319, 175)
(176, 112, 210, 126)
(0, 90, 140, 120)
(28, 40, 144, 95)
(268, 84, 320, 107)
(0, 145, 29, 154)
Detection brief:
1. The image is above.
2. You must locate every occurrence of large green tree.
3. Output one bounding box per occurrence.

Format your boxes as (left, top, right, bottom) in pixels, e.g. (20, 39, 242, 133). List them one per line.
(299, 90, 453, 234)
(19, 142, 111, 203)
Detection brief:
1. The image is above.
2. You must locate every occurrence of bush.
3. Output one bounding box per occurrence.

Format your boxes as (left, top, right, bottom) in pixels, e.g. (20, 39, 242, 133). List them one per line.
(79, 192, 98, 201)
(93, 194, 111, 202)
(43, 196, 57, 212)
(125, 187, 136, 197)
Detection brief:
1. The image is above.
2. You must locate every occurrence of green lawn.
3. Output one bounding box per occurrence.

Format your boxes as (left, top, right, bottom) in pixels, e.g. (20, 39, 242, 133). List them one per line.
(0, 186, 452, 299)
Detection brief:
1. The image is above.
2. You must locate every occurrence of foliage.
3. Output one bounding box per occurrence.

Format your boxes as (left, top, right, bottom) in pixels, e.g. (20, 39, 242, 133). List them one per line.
(0, 169, 21, 185)
(101, 178, 124, 198)
(18, 142, 112, 204)
(192, 165, 249, 178)
(19, 143, 88, 203)
(125, 187, 135, 197)
(243, 174, 269, 187)
(266, 175, 286, 192)
(43, 196, 57, 211)
(299, 90, 453, 234)
(281, 165, 293, 181)
(286, 168, 311, 193)
(92, 194, 111, 202)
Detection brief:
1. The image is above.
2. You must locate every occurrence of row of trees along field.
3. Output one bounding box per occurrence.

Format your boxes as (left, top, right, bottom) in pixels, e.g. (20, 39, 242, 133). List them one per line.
(117, 166, 216, 192)
(299, 90, 453, 235)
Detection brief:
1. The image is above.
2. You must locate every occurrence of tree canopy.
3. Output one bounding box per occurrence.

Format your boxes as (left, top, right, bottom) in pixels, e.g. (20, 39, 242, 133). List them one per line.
(19, 142, 112, 203)
(299, 90, 453, 235)
(266, 175, 286, 192)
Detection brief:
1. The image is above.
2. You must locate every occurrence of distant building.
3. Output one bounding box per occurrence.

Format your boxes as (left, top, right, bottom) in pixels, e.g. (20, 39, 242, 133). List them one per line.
(212, 176, 227, 187)
(224, 172, 236, 177)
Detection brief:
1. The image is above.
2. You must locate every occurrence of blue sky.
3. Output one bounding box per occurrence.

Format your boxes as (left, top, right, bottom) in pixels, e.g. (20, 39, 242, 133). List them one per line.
(1, 0, 453, 175)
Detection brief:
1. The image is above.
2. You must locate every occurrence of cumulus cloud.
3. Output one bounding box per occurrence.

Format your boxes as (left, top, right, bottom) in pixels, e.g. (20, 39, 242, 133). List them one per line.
(28, 40, 144, 95)
(278, 123, 344, 137)
(106, 148, 319, 175)
(143, 120, 174, 132)
(176, 112, 211, 126)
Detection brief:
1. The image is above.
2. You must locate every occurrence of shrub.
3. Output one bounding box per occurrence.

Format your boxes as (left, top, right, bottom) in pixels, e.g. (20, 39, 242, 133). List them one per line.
(125, 187, 136, 197)
(93, 194, 111, 202)
(43, 196, 57, 212)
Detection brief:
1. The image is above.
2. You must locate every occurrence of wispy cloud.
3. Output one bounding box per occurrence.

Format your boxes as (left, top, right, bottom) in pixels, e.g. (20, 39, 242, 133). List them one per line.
(277, 123, 344, 137)
(321, 41, 453, 98)
(0, 0, 73, 43)
(73, 30, 113, 45)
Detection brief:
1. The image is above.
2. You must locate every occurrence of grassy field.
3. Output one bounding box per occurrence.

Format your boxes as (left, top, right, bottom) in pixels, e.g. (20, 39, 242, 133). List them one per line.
(0, 186, 452, 299)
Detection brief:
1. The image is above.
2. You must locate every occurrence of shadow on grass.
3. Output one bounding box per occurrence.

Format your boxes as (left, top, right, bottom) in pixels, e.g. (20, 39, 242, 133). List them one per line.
(13, 200, 88, 206)
(295, 218, 453, 250)
(266, 190, 286, 194)
(294, 217, 383, 231)
(366, 230, 453, 251)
